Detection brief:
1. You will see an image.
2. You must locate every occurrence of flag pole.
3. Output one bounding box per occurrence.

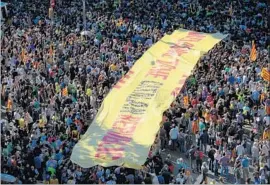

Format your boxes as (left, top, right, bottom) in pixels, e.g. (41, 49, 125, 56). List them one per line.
(82, 0, 86, 31)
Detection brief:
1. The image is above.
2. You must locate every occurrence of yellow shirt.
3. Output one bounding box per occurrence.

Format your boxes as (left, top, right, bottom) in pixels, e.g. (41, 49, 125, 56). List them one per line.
(19, 118, 25, 129)
(109, 64, 117, 71)
(72, 130, 78, 138)
(185, 112, 190, 119)
(204, 112, 210, 122)
(55, 84, 60, 93)
(39, 119, 45, 128)
(86, 88, 92, 97)
(263, 129, 270, 140)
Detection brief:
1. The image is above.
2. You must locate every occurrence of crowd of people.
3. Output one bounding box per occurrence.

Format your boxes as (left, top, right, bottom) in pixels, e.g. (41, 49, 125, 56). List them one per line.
(1, 0, 269, 184)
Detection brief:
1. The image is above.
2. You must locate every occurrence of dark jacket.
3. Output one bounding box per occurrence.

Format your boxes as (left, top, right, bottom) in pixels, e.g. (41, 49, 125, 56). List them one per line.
(200, 132, 209, 144)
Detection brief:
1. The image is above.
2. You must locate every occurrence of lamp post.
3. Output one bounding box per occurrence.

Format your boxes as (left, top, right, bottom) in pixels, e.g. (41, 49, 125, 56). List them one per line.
(82, 0, 86, 31)
(49, 0, 55, 68)
(50, 0, 55, 41)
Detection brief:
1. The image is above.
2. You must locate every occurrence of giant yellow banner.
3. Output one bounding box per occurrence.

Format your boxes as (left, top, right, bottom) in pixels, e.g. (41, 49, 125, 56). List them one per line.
(71, 29, 227, 169)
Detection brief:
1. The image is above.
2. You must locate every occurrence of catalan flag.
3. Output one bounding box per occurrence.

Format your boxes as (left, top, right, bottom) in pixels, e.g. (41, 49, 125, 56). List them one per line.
(49, 44, 53, 56)
(33, 61, 39, 69)
(21, 48, 26, 62)
(261, 68, 270, 82)
(260, 92, 266, 104)
(263, 128, 270, 140)
(183, 95, 189, 107)
(250, 41, 257, 61)
(7, 98, 12, 111)
(62, 87, 68, 96)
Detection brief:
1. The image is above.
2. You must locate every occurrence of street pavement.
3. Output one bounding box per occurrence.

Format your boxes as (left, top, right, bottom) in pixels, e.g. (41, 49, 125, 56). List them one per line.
(161, 133, 256, 184)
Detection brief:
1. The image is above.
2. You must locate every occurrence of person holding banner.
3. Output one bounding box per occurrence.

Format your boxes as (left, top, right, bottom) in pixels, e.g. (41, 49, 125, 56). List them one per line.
(171, 123, 181, 149)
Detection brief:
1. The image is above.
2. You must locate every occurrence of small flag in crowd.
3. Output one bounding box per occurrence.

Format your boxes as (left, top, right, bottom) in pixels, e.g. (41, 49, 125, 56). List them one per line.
(62, 87, 68, 96)
(261, 68, 270, 82)
(1, 85, 5, 97)
(49, 44, 53, 56)
(33, 61, 39, 69)
(49, 8, 54, 19)
(21, 48, 26, 62)
(263, 127, 270, 140)
(250, 41, 257, 61)
(183, 95, 189, 107)
(7, 98, 12, 111)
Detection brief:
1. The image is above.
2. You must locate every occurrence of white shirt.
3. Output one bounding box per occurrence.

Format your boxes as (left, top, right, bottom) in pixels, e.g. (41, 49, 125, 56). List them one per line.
(264, 116, 270, 126)
(242, 75, 248, 84)
(251, 145, 259, 158)
(14, 112, 21, 120)
(262, 144, 269, 157)
(149, 173, 159, 184)
(231, 67, 238, 76)
(236, 144, 245, 156)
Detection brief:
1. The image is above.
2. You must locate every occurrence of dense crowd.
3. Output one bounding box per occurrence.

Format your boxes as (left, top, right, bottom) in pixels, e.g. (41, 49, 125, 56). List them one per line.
(1, 0, 270, 184)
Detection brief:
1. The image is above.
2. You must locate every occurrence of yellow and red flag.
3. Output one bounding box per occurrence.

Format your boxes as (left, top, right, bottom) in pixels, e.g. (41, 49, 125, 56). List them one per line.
(62, 87, 68, 96)
(250, 41, 257, 61)
(21, 48, 26, 62)
(263, 128, 270, 140)
(7, 98, 12, 111)
(261, 68, 270, 82)
(183, 95, 189, 107)
(49, 44, 53, 56)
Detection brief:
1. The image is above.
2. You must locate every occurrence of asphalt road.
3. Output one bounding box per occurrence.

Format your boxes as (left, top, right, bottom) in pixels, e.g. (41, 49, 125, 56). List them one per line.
(160, 134, 256, 184)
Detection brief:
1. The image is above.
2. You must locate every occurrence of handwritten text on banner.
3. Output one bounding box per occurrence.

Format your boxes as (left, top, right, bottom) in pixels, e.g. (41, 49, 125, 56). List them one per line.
(71, 29, 226, 169)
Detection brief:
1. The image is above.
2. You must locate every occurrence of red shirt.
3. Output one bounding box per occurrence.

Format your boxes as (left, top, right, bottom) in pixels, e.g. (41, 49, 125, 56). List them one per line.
(195, 150, 204, 160)
(123, 45, 128, 53)
(206, 95, 213, 103)
(191, 98, 199, 107)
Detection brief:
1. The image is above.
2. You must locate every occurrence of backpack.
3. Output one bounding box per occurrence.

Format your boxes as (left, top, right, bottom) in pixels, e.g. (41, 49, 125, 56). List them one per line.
(203, 167, 208, 174)
(189, 149, 195, 160)
(208, 150, 214, 159)
(194, 151, 201, 160)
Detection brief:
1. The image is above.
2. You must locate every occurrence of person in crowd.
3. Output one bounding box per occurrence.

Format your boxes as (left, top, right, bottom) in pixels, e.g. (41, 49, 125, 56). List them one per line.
(200, 129, 209, 154)
(200, 162, 208, 184)
(159, 125, 167, 152)
(194, 146, 204, 173)
(234, 161, 242, 184)
(188, 145, 196, 172)
(251, 141, 260, 166)
(169, 124, 179, 151)
(241, 155, 250, 183)
(178, 128, 186, 153)
(219, 152, 230, 177)
(208, 145, 216, 172)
